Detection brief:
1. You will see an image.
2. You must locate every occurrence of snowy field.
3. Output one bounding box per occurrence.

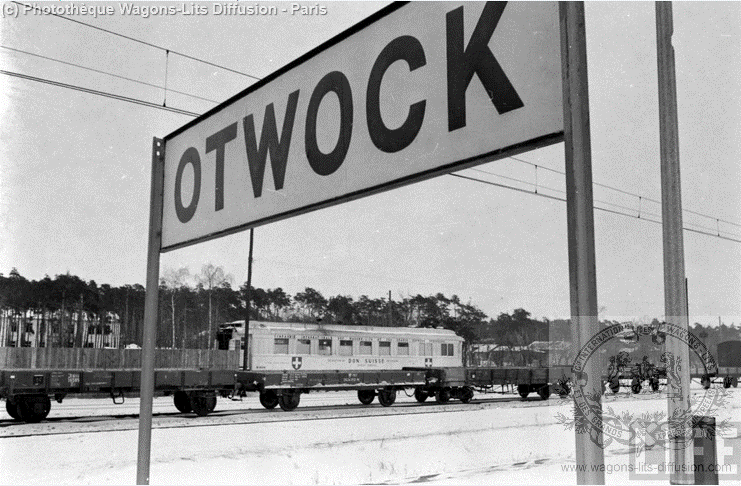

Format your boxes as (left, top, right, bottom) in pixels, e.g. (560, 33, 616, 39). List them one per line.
(1, 385, 739, 485)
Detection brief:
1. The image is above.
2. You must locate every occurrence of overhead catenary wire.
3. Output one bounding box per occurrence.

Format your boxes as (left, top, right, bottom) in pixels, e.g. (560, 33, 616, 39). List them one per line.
(0, 69, 201, 117)
(3, 31, 737, 243)
(11, 1, 262, 81)
(467, 166, 741, 238)
(1, 45, 220, 104)
(463, 168, 739, 238)
(449, 172, 741, 244)
(4, 66, 737, 244)
(507, 155, 741, 229)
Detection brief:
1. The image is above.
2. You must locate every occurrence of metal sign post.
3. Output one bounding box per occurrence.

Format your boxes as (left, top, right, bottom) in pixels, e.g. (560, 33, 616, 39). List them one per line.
(136, 138, 165, 485)
(656, 2, 693, 483)
(560, 3, 605, 484)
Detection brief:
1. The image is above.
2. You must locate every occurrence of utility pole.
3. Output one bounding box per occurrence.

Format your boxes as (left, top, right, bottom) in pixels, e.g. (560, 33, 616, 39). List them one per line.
(656, 3, 693, 483)
(719, 316, 722, 342)
(388, 290, 392, 327)
(560, 3, 605, 483)
(243, 228, 254, 370)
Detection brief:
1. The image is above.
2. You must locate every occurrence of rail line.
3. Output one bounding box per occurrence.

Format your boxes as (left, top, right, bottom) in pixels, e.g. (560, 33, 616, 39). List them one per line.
(0, 390, 682, 439)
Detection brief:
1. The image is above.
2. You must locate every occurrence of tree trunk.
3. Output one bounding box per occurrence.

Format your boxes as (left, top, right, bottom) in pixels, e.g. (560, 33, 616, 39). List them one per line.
(181, 307, 187, 349)
(75, 293, 84, 348)
(208, 291, 213, 350)
(171, 292, 176, 349)
(60, 296, 67, 348)
(124, 290, 129, 345)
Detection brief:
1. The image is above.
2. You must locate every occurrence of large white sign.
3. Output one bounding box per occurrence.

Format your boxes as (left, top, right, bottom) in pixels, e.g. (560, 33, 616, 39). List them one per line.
(161, 1, 563, 251)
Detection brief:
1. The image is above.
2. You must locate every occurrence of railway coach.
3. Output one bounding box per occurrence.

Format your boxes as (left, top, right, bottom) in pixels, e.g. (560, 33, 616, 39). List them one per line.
(221, 320, 464, 371)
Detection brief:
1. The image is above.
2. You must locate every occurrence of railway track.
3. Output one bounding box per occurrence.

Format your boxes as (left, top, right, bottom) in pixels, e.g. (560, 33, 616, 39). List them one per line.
(1, 389, 681, 439)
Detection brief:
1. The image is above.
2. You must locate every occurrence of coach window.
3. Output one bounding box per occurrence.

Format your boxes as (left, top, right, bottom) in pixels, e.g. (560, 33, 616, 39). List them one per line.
(359, 341, 372, 355)
(297, 339, 311, 354)
(339, 340, 353, 356)
(274, 338, 289, 354)
(397, 342, 409, 355)
(319, 339, 332, 356)
(379, 341, 391, 356)
(441, 343, 454, 356)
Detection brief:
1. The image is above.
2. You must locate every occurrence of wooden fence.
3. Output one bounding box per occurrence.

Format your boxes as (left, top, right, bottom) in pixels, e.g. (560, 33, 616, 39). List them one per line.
(0, 347, 240, 370)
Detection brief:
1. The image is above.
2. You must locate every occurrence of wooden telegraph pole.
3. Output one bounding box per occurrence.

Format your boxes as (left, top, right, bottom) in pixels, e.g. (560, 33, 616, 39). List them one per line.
(243, 228, 254, 370)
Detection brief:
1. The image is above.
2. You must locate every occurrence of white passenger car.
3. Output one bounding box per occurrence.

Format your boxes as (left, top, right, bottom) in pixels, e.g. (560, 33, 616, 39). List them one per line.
(223, 321, 464, 371)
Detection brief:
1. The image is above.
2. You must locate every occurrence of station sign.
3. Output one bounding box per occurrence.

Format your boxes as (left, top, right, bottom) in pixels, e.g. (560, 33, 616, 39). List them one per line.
(161, 1, 563, 251)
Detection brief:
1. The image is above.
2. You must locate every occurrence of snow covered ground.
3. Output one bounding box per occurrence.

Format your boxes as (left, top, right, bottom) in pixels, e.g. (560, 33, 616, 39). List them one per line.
(1, 386, 739, 485)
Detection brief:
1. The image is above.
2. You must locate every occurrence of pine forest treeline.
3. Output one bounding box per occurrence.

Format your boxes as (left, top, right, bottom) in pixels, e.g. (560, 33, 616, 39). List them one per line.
(1, 267, 738, 354)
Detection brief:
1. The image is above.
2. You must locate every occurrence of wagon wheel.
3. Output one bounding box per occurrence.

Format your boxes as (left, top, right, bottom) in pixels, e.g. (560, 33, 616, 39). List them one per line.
(5, 399, 20, 420)
(537, 385, 551, 400)
(459, 387, 474, 404)
(701, 375, 711, 390)
(435, 388, 451, 404)
(15, 395, 51, 423)
(556, 381, 571, 398)
(259, 390, 279, 409)
(631, 378, 642, 395)
(377, 389, 396, 407)
(609, 377, 620, 394)
(357, 390, 375, 405)
(733, 376, 739, 388)
(517, 384, 530, 399)
(205, 394, 217, 413)
(190, 393, 217, 416)
(173, 391, 192, 413)
(723, 376, 732, 389)
(278, 391, 301, 411)
(650, 378, 660, 393)
(413, 389, 428, 403)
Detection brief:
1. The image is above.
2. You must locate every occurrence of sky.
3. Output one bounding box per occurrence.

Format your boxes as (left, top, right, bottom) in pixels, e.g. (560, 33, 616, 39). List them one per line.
(1, 1, 739, 325)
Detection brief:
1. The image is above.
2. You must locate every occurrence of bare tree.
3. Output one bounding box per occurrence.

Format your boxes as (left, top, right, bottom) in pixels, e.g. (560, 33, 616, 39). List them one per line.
(161, 267, 191, 348)
(197, 264, 232, 349)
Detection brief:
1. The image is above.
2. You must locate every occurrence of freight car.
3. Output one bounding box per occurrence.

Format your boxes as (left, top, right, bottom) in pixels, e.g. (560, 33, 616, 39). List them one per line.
(709, 340, 740, 389)
(9, 322, 726, 423)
